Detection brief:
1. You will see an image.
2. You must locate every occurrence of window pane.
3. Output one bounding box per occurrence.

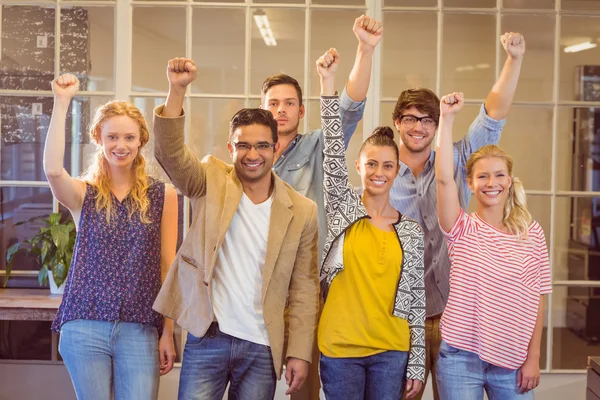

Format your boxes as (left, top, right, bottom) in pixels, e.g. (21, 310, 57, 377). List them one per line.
(310, 10, 366, 98)
(379, 101, 396, 129)
(503, 0, 554, 8)
(501, 14, 554, 102)
(196, 0, 241, 3)
(1, 186, 53, 287)
(442, 13, 496, 99)
(0, 321, 53, 360)
(308, 99, 363, 187)
(132, 7, 186, 92)
(552, 285, 600, 369)
(250, 9, 305, 97)
(1, 6, 55, 91)
(499, 106, 553, 191)
(443, 0, 496, 7)
(557, 107, 600, 192)
(192, 8, 244, 95)
(560, 16, 600, 102)
(312, 0, 364, 6)
(382, 12, 437, 98)
(189, 98, 245, 162)
(385, 0, 436, 6)
(257, 0, 303, 4)
(562, 0, 600, 11)
(61, 7, 115, 92)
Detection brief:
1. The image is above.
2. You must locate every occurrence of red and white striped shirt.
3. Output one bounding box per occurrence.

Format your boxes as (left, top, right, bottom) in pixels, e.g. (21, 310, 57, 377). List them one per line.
(440, 209, 552, 369)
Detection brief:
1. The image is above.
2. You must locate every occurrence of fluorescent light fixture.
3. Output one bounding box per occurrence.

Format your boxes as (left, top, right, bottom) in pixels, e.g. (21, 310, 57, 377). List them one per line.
(254, 10, 277, 47)
(475, 63, 490, 69)
(564, 41, 597, 53)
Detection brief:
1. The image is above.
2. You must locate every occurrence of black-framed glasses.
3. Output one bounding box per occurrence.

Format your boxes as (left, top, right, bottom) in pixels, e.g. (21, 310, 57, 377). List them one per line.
(232, 141, 276, 152)
(399, 114, 437, 130)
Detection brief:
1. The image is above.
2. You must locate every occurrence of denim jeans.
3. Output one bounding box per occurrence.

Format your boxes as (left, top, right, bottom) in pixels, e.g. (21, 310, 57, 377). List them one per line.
(178, 322, 277, 400)
(320, 350, 409, 400)
(436, 340, 534, 400)
(58, 319, 159, 400)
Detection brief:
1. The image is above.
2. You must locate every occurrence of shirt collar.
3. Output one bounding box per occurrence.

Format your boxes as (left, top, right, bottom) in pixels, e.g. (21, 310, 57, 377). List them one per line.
(398, 150, 435, 177)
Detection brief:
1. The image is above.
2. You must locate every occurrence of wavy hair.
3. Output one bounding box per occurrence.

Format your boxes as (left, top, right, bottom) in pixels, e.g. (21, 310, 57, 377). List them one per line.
(466, 145, 532, 239)
(81, 101, 151, 224)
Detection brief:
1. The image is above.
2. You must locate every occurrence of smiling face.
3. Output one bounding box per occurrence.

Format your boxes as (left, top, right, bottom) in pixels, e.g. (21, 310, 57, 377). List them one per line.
(99, 115, 142, 169)
(227, 123, 279, 185)
(356, 144, 399, 197)
(468, 156, 513, 209)
(394, 106, 437, 154)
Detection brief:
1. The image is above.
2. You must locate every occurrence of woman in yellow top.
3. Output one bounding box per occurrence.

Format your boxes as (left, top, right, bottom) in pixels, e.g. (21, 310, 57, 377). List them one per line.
(317, 47, 426, 400)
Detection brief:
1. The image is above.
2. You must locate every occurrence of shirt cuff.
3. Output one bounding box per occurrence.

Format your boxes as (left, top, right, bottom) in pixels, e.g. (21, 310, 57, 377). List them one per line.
(154, 104, 186, 119)
(479, 103, 506, 131)
(340, 86, 366, 112)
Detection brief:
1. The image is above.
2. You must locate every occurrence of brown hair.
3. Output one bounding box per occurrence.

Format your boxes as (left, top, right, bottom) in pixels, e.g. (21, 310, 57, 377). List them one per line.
(392, 88, 440, 125)
(359, 126, 399, 161)
(466, 145, 532, 239)
(82, 101, 151, 224)
(261, 74, 303, 106)
(229, 108, 278, 143)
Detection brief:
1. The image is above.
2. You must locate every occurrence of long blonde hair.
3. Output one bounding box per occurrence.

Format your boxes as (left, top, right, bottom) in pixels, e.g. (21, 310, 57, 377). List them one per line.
(82, 101, 151, 224)
(466, 145, 531, 238)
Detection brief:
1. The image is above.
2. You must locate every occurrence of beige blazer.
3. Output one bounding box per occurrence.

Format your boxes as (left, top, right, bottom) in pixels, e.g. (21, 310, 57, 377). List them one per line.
(151, 106, 319, 378)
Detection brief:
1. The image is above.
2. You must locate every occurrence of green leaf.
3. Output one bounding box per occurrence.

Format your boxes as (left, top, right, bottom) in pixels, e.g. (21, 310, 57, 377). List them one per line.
(38, 266, 49, 287)
(4, 258, 15, 287)
(41, 241, 51, 263)
(6, 242, 22, 263)
(49, 213, 61, 226)
(50, 225, 69, 251)
(53, 262, 68, 287)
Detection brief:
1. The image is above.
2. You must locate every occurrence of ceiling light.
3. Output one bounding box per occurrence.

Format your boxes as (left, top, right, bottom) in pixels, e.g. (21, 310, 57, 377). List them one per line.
(254, 10, 277, 47)
(564, 41, 597, 53)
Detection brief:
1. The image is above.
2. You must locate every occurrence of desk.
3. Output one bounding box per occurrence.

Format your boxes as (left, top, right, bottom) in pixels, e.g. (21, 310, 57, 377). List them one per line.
(0, 288, 61, 321)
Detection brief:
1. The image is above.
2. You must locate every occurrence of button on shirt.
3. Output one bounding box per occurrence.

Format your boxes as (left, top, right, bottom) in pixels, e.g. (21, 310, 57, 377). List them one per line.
(389, 104, 505, 317)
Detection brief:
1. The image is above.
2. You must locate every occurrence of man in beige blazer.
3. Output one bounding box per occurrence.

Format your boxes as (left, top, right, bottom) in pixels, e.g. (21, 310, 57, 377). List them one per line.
(152, 57, 320, 400)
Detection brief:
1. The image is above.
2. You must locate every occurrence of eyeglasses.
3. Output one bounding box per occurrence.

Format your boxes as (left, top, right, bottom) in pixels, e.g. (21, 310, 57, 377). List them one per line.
(399, 114, 437, 130)
(232, 141, 276, 152)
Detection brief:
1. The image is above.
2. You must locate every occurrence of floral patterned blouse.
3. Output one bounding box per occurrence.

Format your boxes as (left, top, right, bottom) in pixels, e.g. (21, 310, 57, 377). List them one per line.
(52, 178, 165, 333)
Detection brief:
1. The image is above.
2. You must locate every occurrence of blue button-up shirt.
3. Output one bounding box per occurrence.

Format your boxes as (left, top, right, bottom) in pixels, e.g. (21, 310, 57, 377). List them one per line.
(389, 104, 505, 317)
(273, 88, 366, 259)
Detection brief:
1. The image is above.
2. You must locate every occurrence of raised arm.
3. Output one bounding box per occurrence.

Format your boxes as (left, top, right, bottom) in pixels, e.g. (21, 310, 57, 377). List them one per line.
(318, 49, 349, 219)
(484, 32, 525, 120)
(44, 74, 86, 211)
(435, 92, 465, 233)
(340, 15, 383, 146)
(154, 58, 207, 198)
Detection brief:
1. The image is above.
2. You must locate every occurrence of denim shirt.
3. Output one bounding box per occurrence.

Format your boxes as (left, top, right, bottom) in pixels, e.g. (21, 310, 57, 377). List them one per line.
(273, 87, 366, 258)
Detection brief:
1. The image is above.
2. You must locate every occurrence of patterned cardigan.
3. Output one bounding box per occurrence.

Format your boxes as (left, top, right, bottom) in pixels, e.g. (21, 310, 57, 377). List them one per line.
(320, 95, 426, 382)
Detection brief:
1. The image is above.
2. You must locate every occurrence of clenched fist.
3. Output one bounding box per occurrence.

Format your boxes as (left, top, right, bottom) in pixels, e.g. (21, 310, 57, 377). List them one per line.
(316, 48, 340, 80)
(440, 92, 464, 118)
(501, 32, 525, 60)
(52, 74, 79, 101)
(167, 58, 197, 89)
(353, 15, 383, 50)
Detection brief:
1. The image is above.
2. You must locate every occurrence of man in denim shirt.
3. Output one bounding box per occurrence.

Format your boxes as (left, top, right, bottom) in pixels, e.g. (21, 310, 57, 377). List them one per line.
(264, 15, 382, 261)
(262, 14, 383, 400)
(392, 33, 527, 400)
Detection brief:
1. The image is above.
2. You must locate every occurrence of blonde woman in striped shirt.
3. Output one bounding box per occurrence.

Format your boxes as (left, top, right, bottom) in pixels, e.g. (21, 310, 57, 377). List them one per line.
(434, 92, 551, 400)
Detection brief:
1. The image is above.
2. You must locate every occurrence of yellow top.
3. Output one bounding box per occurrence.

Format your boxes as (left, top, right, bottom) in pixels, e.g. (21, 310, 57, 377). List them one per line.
(318, 219, 410, 358)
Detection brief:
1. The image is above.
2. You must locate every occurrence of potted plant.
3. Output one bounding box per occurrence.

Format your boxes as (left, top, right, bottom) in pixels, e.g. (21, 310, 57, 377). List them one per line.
(4, 212, 76, 294)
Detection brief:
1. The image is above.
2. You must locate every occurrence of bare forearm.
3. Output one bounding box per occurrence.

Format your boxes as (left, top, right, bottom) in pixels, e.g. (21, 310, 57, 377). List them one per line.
(527, 296, 544, 361)
(321, 77, 336, 96)
(44, 98, 70, 177)
(163, 317, 175, 335)
(484, 57, 522, 120)
(345, 44, 374, 102)
(162, 85, 186, 117)
(435, 116, 456, 185)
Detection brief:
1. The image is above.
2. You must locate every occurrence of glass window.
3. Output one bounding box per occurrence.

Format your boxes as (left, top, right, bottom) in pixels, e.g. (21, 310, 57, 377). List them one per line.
(0, 6, 55, 91)
(559, 16, 600, 102)
(501, 14, 554, 102)
(442, 13, 496, 99)
(192, 8, 245, 95)
(503, 0, 554, 8)
(61, 7, 115, 92)
(382, 12, 437, 97)
(443, 0, 496, 7)
(250, 8, 305, 97)
(132, 7, 186, 93)
(385, 0, 437, 6)
(562, 0, 600, 11)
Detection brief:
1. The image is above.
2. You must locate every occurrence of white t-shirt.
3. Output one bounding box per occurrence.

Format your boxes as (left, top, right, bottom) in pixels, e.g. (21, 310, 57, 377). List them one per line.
(211, 193, 272, 346)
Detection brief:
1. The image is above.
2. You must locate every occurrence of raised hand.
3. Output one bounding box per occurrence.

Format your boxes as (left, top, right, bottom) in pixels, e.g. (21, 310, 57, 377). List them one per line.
(167, 57, 197, 89)
(52, 74, 79, 101)
(501, 32, 526, 60)
(440, 92, 465, 118)
(316, 48, 340, 80)
(353, 15, 383, 50)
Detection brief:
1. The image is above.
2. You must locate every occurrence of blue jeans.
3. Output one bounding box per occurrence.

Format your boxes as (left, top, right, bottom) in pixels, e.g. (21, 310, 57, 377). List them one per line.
(58, 319, 159, 400)
(178, 322, 276, 400)
(436, 340, 534, 400)
(320, 350, 409, 400)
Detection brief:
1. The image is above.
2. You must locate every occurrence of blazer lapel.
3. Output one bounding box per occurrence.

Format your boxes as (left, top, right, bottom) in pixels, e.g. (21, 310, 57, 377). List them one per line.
(262, 175, 293, 303)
